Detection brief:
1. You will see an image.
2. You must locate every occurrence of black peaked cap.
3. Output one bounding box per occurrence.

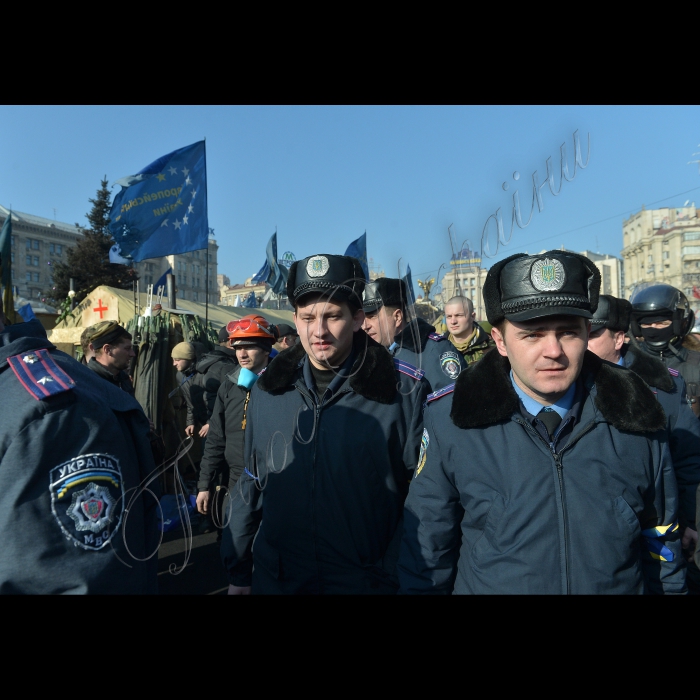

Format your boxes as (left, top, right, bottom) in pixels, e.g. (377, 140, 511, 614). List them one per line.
(591, 295, 631, 332)
(363, 278, 408, 312)
(287, 254, 365, 308)
(483, 251, 601, 325)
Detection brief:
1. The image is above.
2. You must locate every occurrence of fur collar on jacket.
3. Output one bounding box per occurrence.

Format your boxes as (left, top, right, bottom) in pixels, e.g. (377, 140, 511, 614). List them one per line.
(257, 331, 397, 404)
(450, 347, 666, 434)
(623, 338, 674, 392)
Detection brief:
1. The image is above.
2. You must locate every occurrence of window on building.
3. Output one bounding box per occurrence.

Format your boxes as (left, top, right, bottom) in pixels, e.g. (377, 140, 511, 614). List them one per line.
(10, 235, 15, 247)
(195, 251, 200, 259)
(33, 273, 40, 283)
(26, 255, 31, 266)
(50, 244, 54, 254)
(26, 240, 32, 250)
(682, 246, 700, 256)
(193, 292, 198, 301)
(25, 272, 31, 282)
(684, 232, 700, 241)
(32, 240, 39, 250)
(196, 277, 200, 288)
(33, 256, 39, 266)
(663, 251, 670, 259)
(11, 252, 14, 264)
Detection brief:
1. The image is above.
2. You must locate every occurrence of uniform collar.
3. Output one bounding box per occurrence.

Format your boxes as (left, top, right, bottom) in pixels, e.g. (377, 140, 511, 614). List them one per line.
(509, 371, 576, 420)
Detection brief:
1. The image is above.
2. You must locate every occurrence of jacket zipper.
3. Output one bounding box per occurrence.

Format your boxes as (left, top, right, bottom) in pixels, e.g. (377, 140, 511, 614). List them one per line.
(514, 417, 595, 594)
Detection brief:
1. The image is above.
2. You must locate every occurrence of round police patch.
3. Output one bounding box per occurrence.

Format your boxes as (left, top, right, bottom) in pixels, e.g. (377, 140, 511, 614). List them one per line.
(307, 255, 330, 278)
(415, 429, 429, 477)
(49, 453, 124, 551)
(440, 350, 461, 379)
(530, 257, 566, 292)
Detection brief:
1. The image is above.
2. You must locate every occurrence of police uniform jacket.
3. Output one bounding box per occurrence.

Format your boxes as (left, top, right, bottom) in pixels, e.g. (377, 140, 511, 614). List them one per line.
(392, 317, 466, 391)
(622, 341, 700, 532)
(636, 339, 700, 406)
(220, 331, 430, 594)
(198, 365, 250, 494)
(398, 348, 686, 595)
(0, 320, 159, 594)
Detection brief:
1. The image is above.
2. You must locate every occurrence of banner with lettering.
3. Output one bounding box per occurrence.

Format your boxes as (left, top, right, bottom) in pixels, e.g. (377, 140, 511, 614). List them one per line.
(108, 141, 208, 262)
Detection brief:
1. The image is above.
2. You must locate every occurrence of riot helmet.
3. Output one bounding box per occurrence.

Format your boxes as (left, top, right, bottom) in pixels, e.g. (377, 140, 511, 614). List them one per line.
(629, 284, 694, 349)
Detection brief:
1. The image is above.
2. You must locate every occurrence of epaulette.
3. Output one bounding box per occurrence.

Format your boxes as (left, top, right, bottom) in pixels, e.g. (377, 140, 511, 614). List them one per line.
(425, 383, 455, 405)
(668, 367, 680, 377)
(428, 332, 445, 342)
(7, 349, 76, 400)
(394, 357, 425, 381)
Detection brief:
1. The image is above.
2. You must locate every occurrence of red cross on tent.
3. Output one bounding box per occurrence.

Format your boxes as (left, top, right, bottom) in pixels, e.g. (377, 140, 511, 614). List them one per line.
(93, 299, 108, 319)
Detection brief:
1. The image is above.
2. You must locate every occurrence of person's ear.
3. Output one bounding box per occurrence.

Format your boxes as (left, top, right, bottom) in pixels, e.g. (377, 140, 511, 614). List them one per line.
(492, 325, 508, 357)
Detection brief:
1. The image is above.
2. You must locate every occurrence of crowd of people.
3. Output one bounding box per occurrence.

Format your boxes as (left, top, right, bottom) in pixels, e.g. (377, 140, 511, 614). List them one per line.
(1, 248, 699, 594)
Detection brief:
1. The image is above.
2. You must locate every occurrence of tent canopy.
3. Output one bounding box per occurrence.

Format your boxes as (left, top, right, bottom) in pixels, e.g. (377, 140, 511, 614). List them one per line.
(48, 285, 295, 345)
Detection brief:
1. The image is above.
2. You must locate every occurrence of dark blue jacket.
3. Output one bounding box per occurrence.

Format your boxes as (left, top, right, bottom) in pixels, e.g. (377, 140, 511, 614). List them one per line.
(0, 320, 159, 594)
(220, 332, 430, 594)
(623, 342, 700, 530)
(391, 318, 466, 392)
(399, 349, 685, 595)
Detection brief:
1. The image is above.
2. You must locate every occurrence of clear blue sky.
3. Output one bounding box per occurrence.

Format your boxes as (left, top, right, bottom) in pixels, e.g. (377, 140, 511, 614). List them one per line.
(3, 105, 700, 293)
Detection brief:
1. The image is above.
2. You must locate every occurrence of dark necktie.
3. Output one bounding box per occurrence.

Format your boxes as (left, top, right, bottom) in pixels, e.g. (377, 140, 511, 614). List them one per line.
(538, 407, 562, 439)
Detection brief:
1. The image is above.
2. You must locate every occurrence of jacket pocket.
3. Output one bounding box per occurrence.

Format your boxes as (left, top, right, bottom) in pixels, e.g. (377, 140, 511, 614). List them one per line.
(613, 496, 641, 539)
(470, 493, 507, 570)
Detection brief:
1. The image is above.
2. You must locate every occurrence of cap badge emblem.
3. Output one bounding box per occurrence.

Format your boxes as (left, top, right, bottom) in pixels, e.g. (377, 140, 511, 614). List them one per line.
(307, 255, 330, 278)
(531, 257, 566, 292)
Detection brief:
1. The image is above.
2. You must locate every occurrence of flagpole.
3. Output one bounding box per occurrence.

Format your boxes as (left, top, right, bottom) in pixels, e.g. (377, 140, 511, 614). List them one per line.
(204, 137, 209, 329)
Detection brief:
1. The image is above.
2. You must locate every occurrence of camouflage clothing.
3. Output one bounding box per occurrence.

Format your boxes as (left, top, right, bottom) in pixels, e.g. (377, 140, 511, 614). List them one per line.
(447, 322, 494, 366)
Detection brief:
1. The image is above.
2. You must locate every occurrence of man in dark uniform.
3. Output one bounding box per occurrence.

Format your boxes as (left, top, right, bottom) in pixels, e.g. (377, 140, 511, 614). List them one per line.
(85, 321, 136, 395)
(362, 277, 466, 391)
(443, 295, 494, 365)
(399, 251, 685, 594)
(196, 314, 274, 521)
(221, 254, 430, 595)
(588, 294, 700, 589)
(0, 305, 159, 593)
(630, 284, 700, 417)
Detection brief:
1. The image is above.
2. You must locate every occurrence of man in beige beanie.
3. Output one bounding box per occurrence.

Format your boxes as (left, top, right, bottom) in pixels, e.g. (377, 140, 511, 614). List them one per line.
(172, 342, 208, 438)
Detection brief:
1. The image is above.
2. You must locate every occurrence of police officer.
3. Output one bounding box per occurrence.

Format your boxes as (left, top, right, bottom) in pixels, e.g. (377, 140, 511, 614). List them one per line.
(85, 321, 136, 396)
(399, 251, 685, 594)
(221, 254, 430, 595)
(362, 277, 466, 391)
(630, 284, 700, 417)
(443, 295, 494, 365)
(588, 294, 700, 588)
(272, 323, 299, 352)
(0, 303, 159, 593)
(196, 315, 274, 521)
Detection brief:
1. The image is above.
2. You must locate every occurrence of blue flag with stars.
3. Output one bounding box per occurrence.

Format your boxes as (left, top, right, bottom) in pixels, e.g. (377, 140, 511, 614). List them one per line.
(108, 141, 208, 263)
(344, 232, 368, 281)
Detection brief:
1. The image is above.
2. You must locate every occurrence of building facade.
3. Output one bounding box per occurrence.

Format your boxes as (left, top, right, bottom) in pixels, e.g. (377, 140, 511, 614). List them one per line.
(437, 248, 488, 320)
(0, 206, 84, 302)
(621, 205, 699, 298)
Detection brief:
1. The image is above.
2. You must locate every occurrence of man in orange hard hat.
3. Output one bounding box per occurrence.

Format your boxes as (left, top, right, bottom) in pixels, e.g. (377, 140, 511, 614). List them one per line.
(196, 314, 274, 529)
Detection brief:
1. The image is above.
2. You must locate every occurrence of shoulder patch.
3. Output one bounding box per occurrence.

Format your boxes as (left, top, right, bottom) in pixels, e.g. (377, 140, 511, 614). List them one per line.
(439, 350, 462, 379)
(425, 382, 455, 405)
(8, 349, 76, 400)
(668, 367, 680, 377)
(394, 357, 425, 381)
(428, 332, 445, 342)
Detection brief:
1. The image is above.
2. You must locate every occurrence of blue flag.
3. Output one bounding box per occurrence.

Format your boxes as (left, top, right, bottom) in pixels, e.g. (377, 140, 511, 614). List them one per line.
(344, 232, 368, 281)
(17, 303, 36, 322)
(242, 291, 258, 308)
(251, 232, 288, 295)
(108, 141, 208, 262)
(403, 264, 416, 306)
(154, 267, 172, 296)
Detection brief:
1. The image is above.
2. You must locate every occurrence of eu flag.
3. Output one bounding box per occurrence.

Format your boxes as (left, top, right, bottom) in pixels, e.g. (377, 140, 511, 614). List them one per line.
(344, 232, 368, 281)
(108, 141, 208, 262)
